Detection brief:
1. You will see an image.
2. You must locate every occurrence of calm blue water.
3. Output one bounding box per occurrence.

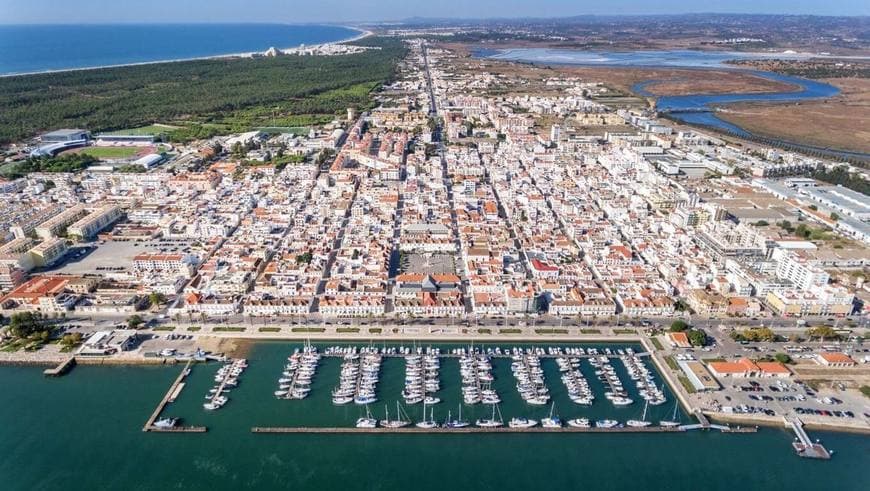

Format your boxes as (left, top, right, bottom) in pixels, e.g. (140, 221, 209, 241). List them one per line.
(478, 48, 869, 159)
(0, 24, 360, 75)
(633, 72, 839, 116)
(1, 342, 869, 490)
(486, 48, 809, 68)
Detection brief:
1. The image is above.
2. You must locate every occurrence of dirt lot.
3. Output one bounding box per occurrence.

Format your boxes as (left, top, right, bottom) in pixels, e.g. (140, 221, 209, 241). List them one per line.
(639, 74, 798, 96)
(717, 78, 870, 154)
(195, 337, 254, 358)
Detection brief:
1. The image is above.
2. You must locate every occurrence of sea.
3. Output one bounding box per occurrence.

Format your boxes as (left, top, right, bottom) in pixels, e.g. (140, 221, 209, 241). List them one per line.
(0, 24, 360, 75)
(1, 341, 868, 490)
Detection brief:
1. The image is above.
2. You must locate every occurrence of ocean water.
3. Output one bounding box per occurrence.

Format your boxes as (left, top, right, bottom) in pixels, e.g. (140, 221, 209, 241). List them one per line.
(0, 24, 360, 75)
(0, 341, 868, 490)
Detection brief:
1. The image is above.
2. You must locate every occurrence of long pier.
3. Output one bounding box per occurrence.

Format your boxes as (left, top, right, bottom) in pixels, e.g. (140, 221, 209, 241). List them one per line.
(322, 352, 650, 360)
(143, 360, 206, 433)
(251, 425, 756, 434)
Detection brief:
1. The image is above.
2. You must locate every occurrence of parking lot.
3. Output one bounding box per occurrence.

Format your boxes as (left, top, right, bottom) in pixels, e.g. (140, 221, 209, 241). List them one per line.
(47, 240, 142, 275)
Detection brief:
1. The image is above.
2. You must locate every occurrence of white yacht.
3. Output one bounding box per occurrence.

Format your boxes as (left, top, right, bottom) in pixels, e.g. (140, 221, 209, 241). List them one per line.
(595, 419, 620, 428)
(356, 406, 378, 428)
(508, 417, 538, 428)
(475, 404, 504, 428)
(626, 419, 652, 428)
(541, 403, 562, 428)
(153, 417, 178, 429)
(567, 418, 591, 428)
(444, 406, 470, 429)
(379, 402, 411, 429)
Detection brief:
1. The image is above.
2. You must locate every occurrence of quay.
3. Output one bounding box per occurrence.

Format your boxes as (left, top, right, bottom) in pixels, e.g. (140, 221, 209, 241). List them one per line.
(251, 425, 756, 434)
(43, 356, 76, 377)
(142, 360, 206, 433)
(785, 416, 832, 459)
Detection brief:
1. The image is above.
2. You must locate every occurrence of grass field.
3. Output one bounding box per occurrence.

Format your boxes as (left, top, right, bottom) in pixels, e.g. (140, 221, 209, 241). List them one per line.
(77, 146, 141, 159)
(103, 124, 178, 136)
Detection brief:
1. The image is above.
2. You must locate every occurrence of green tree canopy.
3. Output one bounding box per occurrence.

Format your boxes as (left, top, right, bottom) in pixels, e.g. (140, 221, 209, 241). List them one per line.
(127, 315, 145, 329)
(670, 320, 689, 332)
(8, 312, 49, 338)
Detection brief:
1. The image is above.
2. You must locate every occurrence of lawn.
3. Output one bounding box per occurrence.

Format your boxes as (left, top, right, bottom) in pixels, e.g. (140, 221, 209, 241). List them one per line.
(153, 326, 176, 332)
(678, 375, 697, 394)
(368, 328, 383, 334)
(78, 146, 141, 159)
(580, 328, 601, 334)
(291, 327, 325, 333)
(258, 327, 281, 333)
(477, 328, 492, 334)
(499, 328, 521, 334)
(214, 326, 246, 333)
(613, 328, 636, 334)
(187, 326, 201, 332)
(650, 337, 664, 350)
(535, 328, 568, 335)
(337, 327, 360, 333)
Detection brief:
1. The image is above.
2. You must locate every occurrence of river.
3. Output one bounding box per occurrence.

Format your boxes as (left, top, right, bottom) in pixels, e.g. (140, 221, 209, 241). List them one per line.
(476, 48, 870, 160)
(1, 341, 867, 490)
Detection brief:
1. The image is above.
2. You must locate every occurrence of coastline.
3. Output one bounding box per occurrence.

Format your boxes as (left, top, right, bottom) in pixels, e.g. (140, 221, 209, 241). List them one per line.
(705, 412, 870, 436)
(0, 25, 372, 78)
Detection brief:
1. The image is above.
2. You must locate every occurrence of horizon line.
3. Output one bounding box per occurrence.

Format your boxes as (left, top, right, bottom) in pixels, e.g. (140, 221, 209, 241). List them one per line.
(0, 12, 868, 27)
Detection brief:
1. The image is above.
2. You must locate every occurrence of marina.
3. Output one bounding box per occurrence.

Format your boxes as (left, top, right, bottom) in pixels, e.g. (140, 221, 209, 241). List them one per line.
(2, 342, 865, 491)
(139, 342, 763, 435)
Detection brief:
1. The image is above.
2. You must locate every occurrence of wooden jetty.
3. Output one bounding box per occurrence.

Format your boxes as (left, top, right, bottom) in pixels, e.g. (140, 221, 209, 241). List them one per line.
(43, 356, 76, 377)
(142, 360, 206, 433)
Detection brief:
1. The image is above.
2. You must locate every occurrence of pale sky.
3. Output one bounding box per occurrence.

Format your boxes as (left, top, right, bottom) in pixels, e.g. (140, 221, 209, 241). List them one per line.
(1, 0, 868, 24)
